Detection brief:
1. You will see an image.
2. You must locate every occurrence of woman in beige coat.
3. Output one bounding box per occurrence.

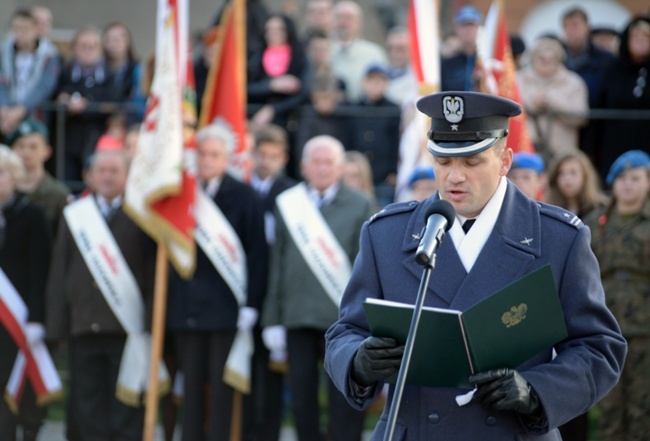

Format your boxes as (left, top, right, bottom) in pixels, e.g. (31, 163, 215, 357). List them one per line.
(518, 38, 588, 160)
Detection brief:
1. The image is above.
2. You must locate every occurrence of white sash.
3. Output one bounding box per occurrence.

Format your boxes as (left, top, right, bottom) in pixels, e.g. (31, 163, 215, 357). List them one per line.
(63, 196, 169, 406)
(276, 183, 351, 307)
(195, 189, 252, 394)
(0, 268, 62, 411)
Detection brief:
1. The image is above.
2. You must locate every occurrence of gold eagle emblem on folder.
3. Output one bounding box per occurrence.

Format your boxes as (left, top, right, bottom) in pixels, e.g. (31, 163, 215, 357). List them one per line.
(501, 303, 528, 328)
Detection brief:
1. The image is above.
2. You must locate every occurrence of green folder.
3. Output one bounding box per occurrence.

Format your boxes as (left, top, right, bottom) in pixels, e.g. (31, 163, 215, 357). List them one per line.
(363, 264, 568, 389)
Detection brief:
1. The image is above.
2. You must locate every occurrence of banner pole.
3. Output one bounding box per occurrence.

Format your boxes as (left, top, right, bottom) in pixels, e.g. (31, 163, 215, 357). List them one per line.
(143, 245, 169, 441)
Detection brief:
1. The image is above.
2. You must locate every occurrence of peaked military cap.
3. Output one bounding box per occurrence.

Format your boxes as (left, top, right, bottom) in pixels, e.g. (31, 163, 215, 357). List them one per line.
(416, 91, 522, 157)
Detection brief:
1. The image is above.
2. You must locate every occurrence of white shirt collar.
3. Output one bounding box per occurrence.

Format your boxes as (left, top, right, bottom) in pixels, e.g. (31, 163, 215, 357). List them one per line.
(448, 176, 508, 273)
(95, 194, 123, 217)
(251, 173, 275, 196)
(308, 183, 339, 207)
(201, 177, 222, 198)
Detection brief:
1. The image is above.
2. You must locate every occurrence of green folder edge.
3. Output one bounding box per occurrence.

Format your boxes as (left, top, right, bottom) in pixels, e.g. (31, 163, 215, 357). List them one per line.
(363, 264, 569, 389)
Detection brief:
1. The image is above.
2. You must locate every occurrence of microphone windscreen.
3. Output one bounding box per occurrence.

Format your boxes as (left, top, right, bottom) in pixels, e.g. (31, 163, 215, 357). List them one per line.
(424, 200, 456, 231)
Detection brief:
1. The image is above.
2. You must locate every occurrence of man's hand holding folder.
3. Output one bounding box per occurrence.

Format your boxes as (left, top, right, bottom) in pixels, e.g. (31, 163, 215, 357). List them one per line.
(352, 337, 405, 387)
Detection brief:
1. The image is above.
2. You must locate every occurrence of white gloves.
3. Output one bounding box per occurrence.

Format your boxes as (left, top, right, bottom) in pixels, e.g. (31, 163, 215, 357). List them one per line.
(262, 325, 287, 353)
(237, 307, 258, 332)
(24, 322, 45, 347)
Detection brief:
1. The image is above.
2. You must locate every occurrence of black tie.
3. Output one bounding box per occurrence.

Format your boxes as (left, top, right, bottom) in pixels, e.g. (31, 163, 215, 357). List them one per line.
(462, 219, 476, 234)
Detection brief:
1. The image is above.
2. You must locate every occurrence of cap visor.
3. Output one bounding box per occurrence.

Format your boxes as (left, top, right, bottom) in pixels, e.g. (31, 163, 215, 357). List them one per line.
(427, 138, 499, 157)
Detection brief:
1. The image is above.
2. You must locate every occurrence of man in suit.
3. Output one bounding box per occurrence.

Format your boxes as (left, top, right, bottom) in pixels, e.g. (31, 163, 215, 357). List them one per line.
(261, 135, 374, 441)
(324, 91, 627, 440)
(166, 123, 267, 441)
(244, 123, 296, 441)
(250, 124, 297, 245)
(46, 150, 155, 441)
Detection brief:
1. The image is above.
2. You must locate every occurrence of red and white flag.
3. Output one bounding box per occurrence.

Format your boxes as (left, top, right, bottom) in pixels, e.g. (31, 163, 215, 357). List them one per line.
(125, 0, 197, 278)
(199, 0, 249, 181)
(0, 268, 61, 411)
(477, 0, 534, 153)
(408, 0, 441, 96)
(396, 0, 441, 202)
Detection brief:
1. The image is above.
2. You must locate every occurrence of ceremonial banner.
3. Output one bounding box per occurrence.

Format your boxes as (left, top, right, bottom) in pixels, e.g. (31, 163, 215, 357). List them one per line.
(476, 0, 534, 153)
(194, 188, 251, 393)
(64, 198, 169, 406)
(276, 184, 352, 307)
(0, 268, 61, 411)
(199, 0, 250, 180)
(124, 0, 197, 278)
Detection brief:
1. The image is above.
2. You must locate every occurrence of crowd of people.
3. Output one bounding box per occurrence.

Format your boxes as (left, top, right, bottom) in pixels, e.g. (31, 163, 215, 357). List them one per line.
(0, 1, 649, 441)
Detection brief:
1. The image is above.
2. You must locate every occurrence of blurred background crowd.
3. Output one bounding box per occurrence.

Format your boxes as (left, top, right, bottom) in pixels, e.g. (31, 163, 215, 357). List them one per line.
(0, 0, 648, 440)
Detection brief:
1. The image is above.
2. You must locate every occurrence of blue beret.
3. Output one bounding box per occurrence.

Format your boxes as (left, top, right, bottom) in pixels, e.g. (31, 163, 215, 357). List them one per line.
(511, 152, 545, 174)
(606, 149, 650, 186)
(365, 63, 390, 78)
(455, 6, 482, 25)
(6, 118, 49, 146)
(416, 91, 522, 157)
(408, 165, 436, 188)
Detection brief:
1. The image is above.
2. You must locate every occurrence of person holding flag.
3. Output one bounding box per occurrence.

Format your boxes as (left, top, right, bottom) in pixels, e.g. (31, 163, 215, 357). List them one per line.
(0, 145, 59, 441)
(166, 123, 266, 441)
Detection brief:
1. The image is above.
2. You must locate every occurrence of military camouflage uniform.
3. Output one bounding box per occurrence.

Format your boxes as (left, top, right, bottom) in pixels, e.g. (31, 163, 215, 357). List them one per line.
(23, 172, 70, 236)
(584, 199, 650, 441)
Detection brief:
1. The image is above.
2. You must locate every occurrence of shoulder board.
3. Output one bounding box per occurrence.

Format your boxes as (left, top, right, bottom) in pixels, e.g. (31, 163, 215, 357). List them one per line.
(538, 202, 583, 229)
(369, 200, 418, 223)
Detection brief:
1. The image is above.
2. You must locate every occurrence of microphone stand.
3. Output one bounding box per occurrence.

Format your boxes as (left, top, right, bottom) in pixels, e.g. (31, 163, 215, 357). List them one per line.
(382, 254, 437, 441)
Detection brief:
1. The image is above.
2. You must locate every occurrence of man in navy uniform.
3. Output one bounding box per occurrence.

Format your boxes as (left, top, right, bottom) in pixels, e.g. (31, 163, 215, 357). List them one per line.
(324, 91, 626, 440)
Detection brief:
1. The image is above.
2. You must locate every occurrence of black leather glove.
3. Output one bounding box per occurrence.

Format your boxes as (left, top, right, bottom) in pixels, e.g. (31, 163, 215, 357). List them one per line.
(351, 336, 405, 387)
(469, 368, 541, 415)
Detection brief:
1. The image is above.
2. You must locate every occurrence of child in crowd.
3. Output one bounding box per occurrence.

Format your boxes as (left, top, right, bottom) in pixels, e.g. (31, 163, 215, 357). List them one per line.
(507, 152, 546, 200)
(546, 149, 608, 217)
(583, 150, 650, 441)
(407, 164, 437, 202)
(346, 63, 400, 207)
(7, 118, 70, 233)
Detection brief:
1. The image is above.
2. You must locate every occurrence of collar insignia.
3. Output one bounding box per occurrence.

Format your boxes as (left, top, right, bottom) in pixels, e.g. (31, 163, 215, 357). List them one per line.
(520, 237, 534, 246)
(412, 227, 425, 241)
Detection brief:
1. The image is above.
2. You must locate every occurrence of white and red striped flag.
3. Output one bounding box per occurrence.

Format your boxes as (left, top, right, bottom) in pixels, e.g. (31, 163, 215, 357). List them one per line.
(0, 268, 61, 411)
(408, 0, 441, 96)
(124, 0, 197, 278)
(396, 0, 441, 202)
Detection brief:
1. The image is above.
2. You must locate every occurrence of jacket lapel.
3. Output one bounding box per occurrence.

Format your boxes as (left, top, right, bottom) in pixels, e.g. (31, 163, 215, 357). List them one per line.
(450, 183, 542, 310)
(401, 197, 467, 306)
(400, 184, 542, 309)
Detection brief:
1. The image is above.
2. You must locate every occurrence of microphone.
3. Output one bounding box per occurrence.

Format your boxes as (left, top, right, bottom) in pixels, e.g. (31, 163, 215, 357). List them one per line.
(415, 200, 455, 267)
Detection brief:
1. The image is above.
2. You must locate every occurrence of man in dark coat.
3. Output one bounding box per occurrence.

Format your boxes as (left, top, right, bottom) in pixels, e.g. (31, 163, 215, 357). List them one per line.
(325, 91, 627, 440)
(440, 6, 482, 92)
(0, 145, 51, 441)
(166, 123, 267, 441)
(244, 123, 296, 441)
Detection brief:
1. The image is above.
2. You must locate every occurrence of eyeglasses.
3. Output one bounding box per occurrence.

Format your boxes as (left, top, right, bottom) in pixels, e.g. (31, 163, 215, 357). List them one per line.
(633, 67, 647, 98)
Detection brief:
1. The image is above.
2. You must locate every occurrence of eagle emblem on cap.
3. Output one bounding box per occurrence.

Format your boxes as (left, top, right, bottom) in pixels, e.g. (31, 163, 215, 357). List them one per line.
(443, 96, 464, 124)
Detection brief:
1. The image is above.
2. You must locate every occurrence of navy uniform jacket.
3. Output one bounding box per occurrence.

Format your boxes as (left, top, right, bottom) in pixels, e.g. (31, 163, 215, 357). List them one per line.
(167, 174, 267, 331)
(325, 181, 626, 441)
